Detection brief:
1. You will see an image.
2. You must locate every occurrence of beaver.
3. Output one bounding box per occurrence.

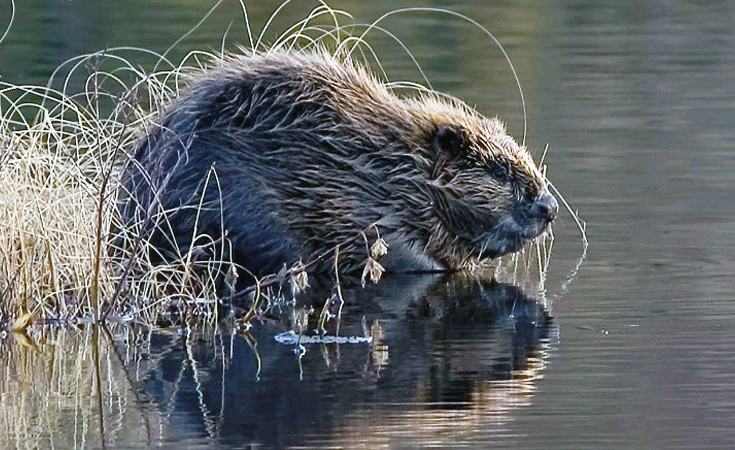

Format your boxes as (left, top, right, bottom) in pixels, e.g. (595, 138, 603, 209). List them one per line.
(117, 49, 557, 279)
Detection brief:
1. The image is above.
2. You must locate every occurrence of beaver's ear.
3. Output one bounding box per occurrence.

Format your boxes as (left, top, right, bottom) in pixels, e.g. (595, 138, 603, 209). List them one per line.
(431, 125, 469, 157)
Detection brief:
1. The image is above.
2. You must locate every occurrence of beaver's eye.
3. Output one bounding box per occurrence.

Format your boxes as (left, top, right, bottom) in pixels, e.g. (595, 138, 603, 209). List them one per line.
(487, 163, 510, 182)
(431, 125, 468, 157)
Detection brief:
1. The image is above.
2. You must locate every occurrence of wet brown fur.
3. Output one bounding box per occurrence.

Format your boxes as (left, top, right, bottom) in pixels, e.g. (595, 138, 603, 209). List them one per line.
(118, 49, 556, 278)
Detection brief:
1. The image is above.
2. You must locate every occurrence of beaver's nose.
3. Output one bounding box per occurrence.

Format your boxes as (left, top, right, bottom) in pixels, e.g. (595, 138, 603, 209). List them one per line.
(533, 191, 558, 224)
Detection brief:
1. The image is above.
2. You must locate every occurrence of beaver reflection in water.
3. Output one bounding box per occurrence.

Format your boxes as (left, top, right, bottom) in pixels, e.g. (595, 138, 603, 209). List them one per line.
(118, 49, 558, 278)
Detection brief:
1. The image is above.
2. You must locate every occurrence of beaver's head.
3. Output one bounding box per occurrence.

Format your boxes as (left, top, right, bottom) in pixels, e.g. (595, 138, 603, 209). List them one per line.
(316, 55, 558, 269)
(403, 98, 557, 266)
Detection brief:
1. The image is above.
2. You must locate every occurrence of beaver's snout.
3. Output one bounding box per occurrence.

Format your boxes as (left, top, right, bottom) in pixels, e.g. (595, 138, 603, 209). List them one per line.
(512, 190, 558, 239)
(532, 191, 558, 225)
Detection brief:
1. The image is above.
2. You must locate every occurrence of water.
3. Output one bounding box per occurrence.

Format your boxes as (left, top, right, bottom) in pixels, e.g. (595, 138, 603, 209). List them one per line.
(2, 1, 735, 449)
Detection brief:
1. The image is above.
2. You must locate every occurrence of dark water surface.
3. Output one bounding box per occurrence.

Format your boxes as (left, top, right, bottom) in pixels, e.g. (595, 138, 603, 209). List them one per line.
(2, 1, 735, 449)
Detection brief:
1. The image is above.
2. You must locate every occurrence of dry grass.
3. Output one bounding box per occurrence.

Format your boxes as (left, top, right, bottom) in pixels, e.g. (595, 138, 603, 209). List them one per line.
(0, 84, 120, 323)
(0, 46, 200, 326)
